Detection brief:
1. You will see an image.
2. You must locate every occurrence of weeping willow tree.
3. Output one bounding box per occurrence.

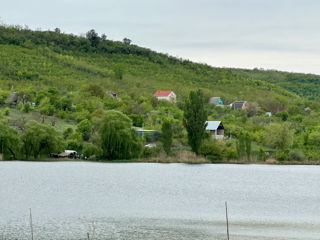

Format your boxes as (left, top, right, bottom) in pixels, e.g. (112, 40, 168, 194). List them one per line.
(99, 110, 142, 160)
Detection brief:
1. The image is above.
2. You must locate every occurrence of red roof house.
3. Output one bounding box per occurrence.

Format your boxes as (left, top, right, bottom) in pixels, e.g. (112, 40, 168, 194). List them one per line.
(153, 90, 176, 103)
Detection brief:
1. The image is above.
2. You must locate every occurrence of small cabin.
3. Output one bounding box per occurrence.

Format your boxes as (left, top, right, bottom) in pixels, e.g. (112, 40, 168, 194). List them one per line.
(230, 101, 248, 110)
(209, 97, 224, 106)
(206, 121, 224, 140)
(154, 90, 176, 103)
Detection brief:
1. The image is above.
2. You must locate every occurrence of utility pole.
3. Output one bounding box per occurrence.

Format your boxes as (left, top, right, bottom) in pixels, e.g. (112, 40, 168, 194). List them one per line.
(225, 201, 230, 240)
(1, 141, 3, 161)
(29, 208, 34, 240)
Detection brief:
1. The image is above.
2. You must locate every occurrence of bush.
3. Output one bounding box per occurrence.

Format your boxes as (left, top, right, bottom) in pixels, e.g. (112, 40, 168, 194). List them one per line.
(40, 104, 55, 116)
(4, 107, 10, 116)
(198, 138, 224, 161)
(142, 145, 161, 158)
(225, 147, 238, 160)
(22, 102, 31, 113)
(258, 147, 267, 161)
(82, 143, 102, 159)
(276, 149, 289, 162)
(288, 149, 305, 162)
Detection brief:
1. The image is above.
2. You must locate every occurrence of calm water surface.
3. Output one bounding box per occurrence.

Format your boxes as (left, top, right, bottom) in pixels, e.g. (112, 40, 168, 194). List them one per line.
(0, 162, 320, 240)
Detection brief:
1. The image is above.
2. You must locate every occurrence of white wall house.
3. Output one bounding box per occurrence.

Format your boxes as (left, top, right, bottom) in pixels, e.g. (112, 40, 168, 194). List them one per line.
(154, 90, 176, 103)
(206, 121, 224, 140)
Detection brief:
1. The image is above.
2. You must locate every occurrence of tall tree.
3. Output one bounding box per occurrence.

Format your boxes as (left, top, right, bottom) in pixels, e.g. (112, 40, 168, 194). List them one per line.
(183, 89, 207, 154)
(161, 119, 173, 155)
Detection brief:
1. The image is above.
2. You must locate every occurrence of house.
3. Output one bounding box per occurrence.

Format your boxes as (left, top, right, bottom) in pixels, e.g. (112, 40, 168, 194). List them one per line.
(206, 121, 224, 140)
(154, 90, 176, 103)
(266, 112, 272, 117)
(209, 97, 224, 106)
(6, 92, 18, 106)
(230, 101, 248, 110)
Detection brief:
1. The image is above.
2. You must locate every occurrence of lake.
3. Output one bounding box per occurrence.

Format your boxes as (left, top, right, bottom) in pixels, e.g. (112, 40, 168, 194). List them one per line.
(0, 162, 320, 240)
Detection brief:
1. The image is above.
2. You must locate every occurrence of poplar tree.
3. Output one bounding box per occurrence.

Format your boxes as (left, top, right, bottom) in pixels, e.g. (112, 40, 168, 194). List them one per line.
(161, 119, 173, 155)
(183, 89, 207, 154)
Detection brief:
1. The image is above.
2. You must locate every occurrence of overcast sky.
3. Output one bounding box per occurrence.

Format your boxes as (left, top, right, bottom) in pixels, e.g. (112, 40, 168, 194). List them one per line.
(1, 0, 320, 74)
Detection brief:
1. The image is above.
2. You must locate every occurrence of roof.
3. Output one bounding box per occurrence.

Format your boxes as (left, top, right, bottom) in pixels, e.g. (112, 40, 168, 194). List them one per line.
(231, 101, 247, 109)
(209, 97, 224, 105)
(132, 127, 158, 132)
(205, 121, 223, 130)
(154, 90, 173, 97)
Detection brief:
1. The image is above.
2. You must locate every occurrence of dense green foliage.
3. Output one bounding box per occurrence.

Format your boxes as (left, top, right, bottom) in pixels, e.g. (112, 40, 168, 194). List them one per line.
(183, 90, 208, 154)
(99, 111, 142, 159)
(1, 25, 320, 162)
(161, 119, 173, 155)
(231, 68, 320, 101)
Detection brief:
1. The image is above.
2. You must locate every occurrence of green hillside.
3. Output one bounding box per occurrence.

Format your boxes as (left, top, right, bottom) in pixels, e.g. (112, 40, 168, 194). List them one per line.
(231, 68, 320, 101)
(1, 25, 320, 162)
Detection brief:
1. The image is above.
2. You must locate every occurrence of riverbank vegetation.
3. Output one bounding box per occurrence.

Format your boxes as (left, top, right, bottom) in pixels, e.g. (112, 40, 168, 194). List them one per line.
(1, 24, 320, 164)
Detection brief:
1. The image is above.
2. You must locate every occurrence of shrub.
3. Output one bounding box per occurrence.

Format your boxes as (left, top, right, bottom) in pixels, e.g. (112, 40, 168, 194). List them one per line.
(276, 149, 289, 162)
(82, 143, 102, 159)
(40, 104, 55, 116)
(4, 107, 10, 116)
(288, 149, 305, 162)
(258, 147, 267, 161)
(225, 147, 238, 160)
(198, 138, 224, 161)
(142, 145, 161, 158)
(22, 102, 31, 113)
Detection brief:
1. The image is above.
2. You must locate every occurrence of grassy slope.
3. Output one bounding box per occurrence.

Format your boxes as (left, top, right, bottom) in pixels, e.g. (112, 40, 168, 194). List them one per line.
(0, 43, 300, 108)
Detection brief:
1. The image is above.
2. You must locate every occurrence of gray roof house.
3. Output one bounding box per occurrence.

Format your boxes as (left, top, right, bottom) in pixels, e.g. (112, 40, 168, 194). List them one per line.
(206, 121, 224, 140)
(209, 97, 224, 106)
(230, 101, 248, 110)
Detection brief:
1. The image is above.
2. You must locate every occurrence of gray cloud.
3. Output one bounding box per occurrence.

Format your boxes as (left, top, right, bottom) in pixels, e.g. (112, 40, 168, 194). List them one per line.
(1, 0, 320, 74)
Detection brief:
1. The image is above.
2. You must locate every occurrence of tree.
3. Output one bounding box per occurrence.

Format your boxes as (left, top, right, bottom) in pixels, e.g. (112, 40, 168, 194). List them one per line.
(99, 110, 142, 159)
(112, 63, 125, 80)
(244, 132, 252, 160)
(21, 120, 64, 159)
(0, 120, 21, 159)
(236, 132, 246, 160)
(86, 83, 105, 99)
(76, 119, 92, 141)
(123, 38, 131, 45)
(161, 119, 173, 155)
(86, 29, 100, 47)
(183, 90, 207, 154)
(246, 102, 260, 117)
(0, 91, 9, 105)
(264, 123, 293, 149)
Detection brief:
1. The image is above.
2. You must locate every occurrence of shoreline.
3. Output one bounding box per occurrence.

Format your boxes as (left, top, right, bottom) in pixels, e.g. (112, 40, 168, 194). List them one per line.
(1, 158, 320, 165)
